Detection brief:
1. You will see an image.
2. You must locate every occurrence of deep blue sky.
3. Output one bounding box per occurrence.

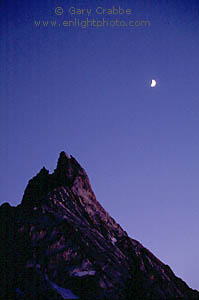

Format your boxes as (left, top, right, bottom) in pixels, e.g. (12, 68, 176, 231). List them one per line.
(1, 0, 199, 291)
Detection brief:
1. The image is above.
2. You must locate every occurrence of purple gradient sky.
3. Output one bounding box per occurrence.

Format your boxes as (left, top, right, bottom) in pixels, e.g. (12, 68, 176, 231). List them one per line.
(1, 0, 199, 291)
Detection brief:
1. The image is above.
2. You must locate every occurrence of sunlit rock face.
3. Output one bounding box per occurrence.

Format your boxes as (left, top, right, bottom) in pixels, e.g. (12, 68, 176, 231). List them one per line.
(0, 152, 198, 299)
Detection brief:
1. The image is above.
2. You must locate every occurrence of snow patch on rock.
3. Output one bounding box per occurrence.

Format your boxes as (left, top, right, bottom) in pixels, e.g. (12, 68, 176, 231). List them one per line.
(111, 237, 117, 245)
(45, 274, 79, 299)
(72, 270, 96, 277)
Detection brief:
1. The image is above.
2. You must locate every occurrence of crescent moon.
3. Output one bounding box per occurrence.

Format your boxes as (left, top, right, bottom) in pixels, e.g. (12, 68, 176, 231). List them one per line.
(151, 79, 156, 87)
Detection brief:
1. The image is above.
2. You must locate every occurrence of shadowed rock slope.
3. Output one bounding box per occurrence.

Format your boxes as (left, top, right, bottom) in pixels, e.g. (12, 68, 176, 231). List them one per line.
(0, 152, 198, 299)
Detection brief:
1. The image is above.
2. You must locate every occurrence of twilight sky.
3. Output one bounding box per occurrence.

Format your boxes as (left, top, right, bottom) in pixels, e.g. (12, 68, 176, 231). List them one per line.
(1, 0, 199, 291)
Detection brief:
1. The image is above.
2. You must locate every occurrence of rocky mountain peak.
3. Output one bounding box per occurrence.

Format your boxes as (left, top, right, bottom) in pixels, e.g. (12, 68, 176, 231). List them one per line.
(54, 151, 87, 187)
(21, 152, 93, 211)
(1, 152, 198, 300)
(56, 151, 71, 173)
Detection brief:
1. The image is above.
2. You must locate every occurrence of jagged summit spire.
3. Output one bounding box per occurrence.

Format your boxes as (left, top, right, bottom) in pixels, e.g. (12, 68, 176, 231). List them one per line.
(54, 151, 74, 185)
(22, 152, 92, 208)
(56, 151, 70, 171)
(54, 151, 90, 189)
(59, 151, 70, 160)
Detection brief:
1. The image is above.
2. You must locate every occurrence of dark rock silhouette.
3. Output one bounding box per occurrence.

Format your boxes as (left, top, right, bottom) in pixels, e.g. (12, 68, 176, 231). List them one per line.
(0, 152, 198, 299)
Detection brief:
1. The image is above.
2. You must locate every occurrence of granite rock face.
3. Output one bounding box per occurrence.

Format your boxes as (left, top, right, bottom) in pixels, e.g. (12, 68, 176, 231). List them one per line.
(0, 152, 198, 299)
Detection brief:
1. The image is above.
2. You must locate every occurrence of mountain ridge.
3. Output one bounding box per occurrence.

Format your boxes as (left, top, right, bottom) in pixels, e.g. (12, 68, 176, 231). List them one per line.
(0, 152, 198, 299)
